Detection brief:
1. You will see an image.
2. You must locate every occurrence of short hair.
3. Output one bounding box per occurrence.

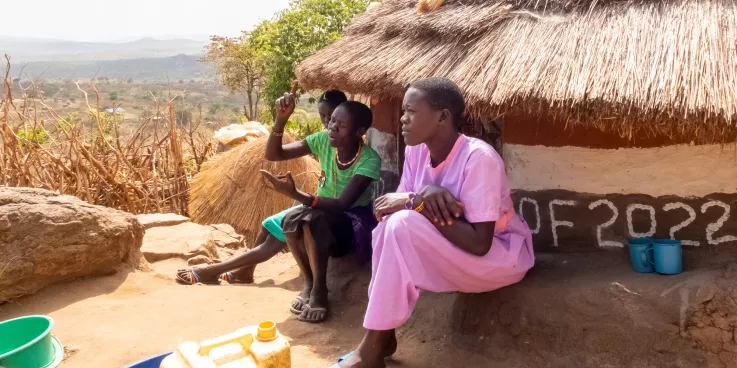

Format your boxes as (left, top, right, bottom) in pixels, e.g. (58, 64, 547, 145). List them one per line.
(339, 101, 373, 130)
(409, 77, 466, 123)
(319, 90, 348, 108)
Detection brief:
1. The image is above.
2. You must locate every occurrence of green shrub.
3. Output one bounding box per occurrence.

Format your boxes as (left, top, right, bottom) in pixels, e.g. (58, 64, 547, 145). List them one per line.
(16, 126, 48, 146)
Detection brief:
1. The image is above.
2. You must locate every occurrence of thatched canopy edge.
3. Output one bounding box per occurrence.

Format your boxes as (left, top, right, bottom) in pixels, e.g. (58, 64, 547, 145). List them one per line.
(296, 0, 737, 142)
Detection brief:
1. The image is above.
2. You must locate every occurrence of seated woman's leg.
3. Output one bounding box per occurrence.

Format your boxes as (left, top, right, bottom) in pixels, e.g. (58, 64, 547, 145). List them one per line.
(176, 227, 285, 284)
(341, 210, 481, 367)
(284, 224, 314, 314)
(221, 231, 285, 283)
(299, 222, 330, 322)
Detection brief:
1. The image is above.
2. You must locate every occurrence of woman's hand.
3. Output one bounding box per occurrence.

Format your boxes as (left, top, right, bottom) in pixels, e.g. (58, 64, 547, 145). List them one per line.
(274, 92, 296, 121)
(260, 170, 297, 197)
(374, 193, 412, 221)
(419, 185, 464, 226)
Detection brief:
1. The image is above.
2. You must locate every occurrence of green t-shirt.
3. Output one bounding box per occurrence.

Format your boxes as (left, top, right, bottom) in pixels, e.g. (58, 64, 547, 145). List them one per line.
(306, 131, 381, 207)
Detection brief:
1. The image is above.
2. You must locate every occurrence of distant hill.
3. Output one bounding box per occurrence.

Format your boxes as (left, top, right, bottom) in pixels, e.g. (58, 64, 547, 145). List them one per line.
(9, 54, 215, 81)
(0, 36, 207, 62)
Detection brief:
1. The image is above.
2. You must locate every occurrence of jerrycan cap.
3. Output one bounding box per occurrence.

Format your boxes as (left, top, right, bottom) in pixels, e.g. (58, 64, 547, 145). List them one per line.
(257, 321, 279, 341)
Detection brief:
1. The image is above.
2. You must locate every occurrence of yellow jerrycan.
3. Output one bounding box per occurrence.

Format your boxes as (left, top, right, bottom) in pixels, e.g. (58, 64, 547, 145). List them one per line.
(160, 321, 291, 368)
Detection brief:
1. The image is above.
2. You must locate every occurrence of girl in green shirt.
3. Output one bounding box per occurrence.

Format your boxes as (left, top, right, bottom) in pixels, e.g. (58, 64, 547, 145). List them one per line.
(175, 91, 347, 287)
(261, 93, 381, 323)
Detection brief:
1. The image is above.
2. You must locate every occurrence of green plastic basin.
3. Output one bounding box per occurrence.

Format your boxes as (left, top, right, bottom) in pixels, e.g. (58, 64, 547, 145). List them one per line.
(0, 315, 63, 368)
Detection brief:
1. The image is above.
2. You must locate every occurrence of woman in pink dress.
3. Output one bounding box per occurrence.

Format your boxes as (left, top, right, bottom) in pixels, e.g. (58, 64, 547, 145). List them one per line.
(336, 77, 535, 368)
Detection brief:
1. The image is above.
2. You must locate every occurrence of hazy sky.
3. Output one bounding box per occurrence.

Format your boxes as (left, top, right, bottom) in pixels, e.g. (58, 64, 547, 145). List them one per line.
(0, 0, 291, 42)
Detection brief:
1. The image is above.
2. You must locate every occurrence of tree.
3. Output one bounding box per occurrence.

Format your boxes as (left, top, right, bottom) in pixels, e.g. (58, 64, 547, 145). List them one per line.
(202, 34, 267, 121)
(253, 0, 370, 112)
(109, 92, 118, 101)
(204, 0, 370, 120)
(209, 103, 221, 115)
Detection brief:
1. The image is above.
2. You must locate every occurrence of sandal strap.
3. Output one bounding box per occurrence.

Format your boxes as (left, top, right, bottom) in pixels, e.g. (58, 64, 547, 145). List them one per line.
(189, 270, 200, 284)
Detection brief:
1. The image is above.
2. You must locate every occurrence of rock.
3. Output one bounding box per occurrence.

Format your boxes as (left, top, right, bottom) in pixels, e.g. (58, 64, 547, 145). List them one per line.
(136, 213, 190, 230)
(719, 351, 737, 367)
(0, 187, 147, 302)
(689, 326, 725, 354)
(210, 224, 244, 249)
(685, 265, 737, 358)
(445, 251, 716, 367)
(141, 222, 244, 262)
(188, 255, 213, 266)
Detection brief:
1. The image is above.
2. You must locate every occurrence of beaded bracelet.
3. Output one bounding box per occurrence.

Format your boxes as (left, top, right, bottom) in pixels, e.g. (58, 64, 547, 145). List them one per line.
(405, 192, 416, 210)
(414, 201, 425, 213)
(271, 131, 284, 137)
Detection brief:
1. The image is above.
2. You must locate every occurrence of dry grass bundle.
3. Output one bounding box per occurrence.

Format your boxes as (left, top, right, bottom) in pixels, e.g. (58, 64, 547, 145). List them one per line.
(298, 0, 737, 143)
(189, 135, 320, 248)
(0, 57, 212, 214)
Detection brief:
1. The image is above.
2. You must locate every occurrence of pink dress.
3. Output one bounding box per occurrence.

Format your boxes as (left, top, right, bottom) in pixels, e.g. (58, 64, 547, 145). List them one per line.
(364, 135, 535, 331)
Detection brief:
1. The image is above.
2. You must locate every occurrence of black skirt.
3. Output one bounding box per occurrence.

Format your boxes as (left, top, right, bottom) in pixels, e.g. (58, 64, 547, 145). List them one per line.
(281, 206, 355, 257)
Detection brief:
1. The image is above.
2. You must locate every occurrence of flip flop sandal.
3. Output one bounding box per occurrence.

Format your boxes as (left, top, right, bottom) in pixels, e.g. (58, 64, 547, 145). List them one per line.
(175, 269, 220, 285)
(221, 272, 237, 283)
(297, 304, 328, 323)
(290, 296, 308, 315)
(330, 352, 393, 367)
(220, 272, 254, 285)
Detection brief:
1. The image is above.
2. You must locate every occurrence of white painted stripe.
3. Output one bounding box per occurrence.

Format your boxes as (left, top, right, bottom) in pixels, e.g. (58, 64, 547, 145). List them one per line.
(504, 144, 737, 197)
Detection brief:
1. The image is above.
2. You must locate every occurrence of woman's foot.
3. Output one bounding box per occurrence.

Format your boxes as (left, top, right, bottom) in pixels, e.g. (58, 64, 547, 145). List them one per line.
(175, 268, 220, 285)
(338, 330, 397, 368)
(298, 285, 329, 323)
(222, 265, 256, 284)
(291, 284, 312, 314)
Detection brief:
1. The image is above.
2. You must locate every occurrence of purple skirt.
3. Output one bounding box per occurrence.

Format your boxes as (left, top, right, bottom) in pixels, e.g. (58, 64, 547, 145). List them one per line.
(345, 205, 378, 265)
(281, 205, 377, 266)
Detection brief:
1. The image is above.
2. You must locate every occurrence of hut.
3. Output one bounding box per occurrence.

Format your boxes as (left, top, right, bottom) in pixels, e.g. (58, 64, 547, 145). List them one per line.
(296, 0, 737, 251)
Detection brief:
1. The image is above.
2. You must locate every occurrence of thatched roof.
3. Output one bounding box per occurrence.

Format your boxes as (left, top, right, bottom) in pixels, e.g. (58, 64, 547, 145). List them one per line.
(297, 0, 737, 141)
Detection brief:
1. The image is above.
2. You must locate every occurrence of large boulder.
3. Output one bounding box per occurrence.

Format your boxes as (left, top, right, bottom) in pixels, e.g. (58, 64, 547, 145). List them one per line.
(0, 187, 147, 302)
(136, 213, 190, 230)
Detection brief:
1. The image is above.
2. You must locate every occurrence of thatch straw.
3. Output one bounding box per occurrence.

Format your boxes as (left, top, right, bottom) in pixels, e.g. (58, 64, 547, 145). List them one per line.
(417, 0, 446, 14)
(297, 0, 737, 142)
(189, 135, 320, 247)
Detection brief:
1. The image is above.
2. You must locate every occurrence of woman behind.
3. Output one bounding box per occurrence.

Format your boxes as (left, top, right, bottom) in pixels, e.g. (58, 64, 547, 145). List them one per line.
(337, 77, 534, 367)
(175, 90, 347, 287)
(261, 93, 380, 323)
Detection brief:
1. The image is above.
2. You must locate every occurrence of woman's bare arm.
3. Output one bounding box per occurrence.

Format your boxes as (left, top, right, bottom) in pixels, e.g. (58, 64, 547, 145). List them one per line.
(264, 93, 312, 161)
(289, 175, 374, 213)
(431, 217, 496, 256)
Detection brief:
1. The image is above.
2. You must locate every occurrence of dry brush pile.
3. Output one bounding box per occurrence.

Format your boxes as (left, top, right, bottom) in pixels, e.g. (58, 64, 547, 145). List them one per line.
(0, 57, 213, 215)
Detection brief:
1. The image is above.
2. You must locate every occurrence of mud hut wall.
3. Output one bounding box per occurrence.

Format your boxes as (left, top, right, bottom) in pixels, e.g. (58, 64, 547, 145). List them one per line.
(504, 110, 737, 251)
(366, 97, 405, 198)
(503, 110, 702, 149)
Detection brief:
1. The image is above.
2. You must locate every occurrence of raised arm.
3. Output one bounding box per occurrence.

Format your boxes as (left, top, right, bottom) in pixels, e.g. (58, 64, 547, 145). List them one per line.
(264, 93, 312, 161)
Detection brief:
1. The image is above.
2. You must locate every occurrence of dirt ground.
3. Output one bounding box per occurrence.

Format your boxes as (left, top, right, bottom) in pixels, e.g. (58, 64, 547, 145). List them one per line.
(0, 253, 475, 368)
(3, 249, 736, 367)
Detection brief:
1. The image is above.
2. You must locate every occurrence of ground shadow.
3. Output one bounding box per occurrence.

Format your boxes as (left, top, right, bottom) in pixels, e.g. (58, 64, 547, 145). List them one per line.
(271, 249, 737, 367)
(0, 266, 135, 319)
